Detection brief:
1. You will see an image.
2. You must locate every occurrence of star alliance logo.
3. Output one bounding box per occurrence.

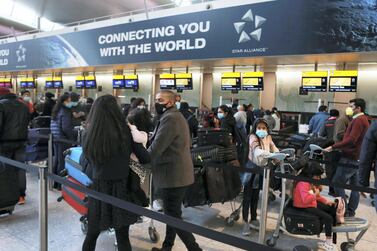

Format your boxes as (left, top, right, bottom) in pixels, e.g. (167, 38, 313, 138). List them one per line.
(16, 44, 26, 62)
(233, 9, 267, 43)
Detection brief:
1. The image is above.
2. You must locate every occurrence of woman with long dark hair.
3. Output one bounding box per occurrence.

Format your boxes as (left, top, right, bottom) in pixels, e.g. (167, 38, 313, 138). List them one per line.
(82, 95, 150, 251)
(241, 118, 279, 236)
(216, 105, 236, 136)
(50, 93, 78, 189)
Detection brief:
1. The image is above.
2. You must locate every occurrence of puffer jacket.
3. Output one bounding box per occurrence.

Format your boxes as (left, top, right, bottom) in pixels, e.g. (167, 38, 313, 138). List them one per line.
(0, 93, 29, 151)
(359, 121, 377, 187)
(50, 106, 77, 141)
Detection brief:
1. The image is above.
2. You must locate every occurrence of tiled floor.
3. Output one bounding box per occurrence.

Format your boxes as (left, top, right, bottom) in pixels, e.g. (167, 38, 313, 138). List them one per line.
(0, 172, 376, 251)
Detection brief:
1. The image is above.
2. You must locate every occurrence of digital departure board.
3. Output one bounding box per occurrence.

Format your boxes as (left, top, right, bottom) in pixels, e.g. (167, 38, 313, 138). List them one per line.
(112, 75, 125, 89)
(85, 76, 97, 89)
(76, 76, 85, 89)
(242, 72, 264, 91)
(329, 70, 357, 92)
(302, 71, 328, 92)
(221, 72, 241, 91)
(20, 77, 36, 89)
(159, 73, 175, 90)
(124, 74, 139, 91)
(53, 77, 63, 89)
(175, 73, 193, 91)
(0, 78, 12, 88)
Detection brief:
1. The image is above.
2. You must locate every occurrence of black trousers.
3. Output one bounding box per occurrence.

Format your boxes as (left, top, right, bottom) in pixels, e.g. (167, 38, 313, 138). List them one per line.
(161, 186, 201, 250)
(297, 202, 336, 237)
(1, 147, 26, 197)
(82, 224, 131, 251)
(242, 182, 260, 222)
(52, 143, 69, 188)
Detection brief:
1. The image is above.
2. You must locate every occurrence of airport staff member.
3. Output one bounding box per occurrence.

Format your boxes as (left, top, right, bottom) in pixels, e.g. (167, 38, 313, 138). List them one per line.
(148, 90, 202, 251)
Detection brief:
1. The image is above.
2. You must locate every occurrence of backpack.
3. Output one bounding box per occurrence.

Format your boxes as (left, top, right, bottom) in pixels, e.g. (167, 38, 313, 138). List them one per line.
(335, 197, 346, 224)
(233, 127, 248, 166)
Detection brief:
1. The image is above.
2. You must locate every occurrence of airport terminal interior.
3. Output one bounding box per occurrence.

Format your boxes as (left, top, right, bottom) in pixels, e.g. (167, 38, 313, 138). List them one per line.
(1, 0, 377, 251)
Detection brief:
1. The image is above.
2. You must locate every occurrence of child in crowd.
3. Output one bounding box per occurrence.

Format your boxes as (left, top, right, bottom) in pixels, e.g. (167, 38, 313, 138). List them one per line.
(242, 118, 279, 236)
(293, 163, 337, 251)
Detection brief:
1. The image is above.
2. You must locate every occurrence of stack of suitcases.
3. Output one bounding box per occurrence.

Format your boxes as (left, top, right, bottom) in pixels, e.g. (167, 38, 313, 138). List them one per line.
(26, 116, 51, 162)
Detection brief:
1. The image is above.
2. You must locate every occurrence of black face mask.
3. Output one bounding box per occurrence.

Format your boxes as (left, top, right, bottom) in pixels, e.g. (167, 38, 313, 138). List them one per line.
(155, 102, 168, 115)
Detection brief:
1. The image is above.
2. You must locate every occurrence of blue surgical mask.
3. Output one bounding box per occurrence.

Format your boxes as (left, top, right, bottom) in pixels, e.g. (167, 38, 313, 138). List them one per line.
(217, 113, 225, 119)
(71, 102, 79, 107)
(175, 101, 181, 110)
(137, 105, 146, 109)
(65, 102, 73, 108)
(256, 129, 268, 138)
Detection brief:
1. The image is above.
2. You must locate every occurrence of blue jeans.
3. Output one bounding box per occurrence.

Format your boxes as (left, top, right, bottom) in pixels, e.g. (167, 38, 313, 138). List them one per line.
(332, 158, 360, 215)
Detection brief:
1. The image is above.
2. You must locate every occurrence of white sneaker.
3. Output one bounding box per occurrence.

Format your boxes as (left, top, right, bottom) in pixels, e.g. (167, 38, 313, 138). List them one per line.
(241, 222, 251, 236)
(152, 199, 163, 212)
(249, 220, 260, 230)
(318, 241, 338, 251)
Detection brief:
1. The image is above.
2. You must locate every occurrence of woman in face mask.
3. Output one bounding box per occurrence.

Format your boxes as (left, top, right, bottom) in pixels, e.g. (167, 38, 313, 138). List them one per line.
(50, 93, 78, 190)
(241, 118, 279, 236)
(216, 105, 236, 137)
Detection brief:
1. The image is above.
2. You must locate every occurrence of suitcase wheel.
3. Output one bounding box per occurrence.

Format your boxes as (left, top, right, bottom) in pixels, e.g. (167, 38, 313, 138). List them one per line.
(81, 219, 88, 235)
(225, 216, 238, 227)
(148, 227, 159, 243)
(266, 236, 277, 247)
(340, 242, 355, 251)
(57, 196, 63, 202)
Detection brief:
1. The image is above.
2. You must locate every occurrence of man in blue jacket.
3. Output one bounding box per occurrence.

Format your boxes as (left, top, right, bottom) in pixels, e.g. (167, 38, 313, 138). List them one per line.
(309, 105, 329, 136)
(359, 120, 377, 212)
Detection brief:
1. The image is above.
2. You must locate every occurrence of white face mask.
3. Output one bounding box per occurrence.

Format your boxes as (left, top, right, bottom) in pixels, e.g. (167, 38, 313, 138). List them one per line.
(23, 96, 31, 102)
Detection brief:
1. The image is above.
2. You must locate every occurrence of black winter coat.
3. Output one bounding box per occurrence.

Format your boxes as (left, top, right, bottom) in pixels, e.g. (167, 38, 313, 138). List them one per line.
(220, 115, 236, 137)
(359, 121, 377, 187)
(0, 94, 30, 151)
(180, 109, 199, 138)
(42, 98, 56, 116)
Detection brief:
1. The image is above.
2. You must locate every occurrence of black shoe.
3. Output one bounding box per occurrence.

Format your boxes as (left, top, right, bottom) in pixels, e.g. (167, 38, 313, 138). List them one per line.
(328, 191, 339, 197)
(151, 247, 172, 251)
(344, 211, 355, 218)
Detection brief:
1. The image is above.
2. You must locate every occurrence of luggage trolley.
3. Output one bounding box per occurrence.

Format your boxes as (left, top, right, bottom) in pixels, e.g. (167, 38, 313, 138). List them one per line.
(266, 144, 370, 251)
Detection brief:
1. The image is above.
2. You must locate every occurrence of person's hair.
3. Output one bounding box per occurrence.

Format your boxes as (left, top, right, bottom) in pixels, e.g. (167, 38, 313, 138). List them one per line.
(218, 104, 234, 117)
(250, 118, 270, 148)
(130, 98, 146, 109)
(271, 107, 280, 119)
(329, 109, 339, 117)
(21, 90, 30, 96)
(130, 97, 136, 104)
(300, 162, 324, 178)
(159, 90, 176, 102)
(83, 95, 131, 166)
(265, 110, 271, 115)
(45, 92, 54, 99)
(86, 97, 94, 104)
(69, 92, 80, 102)
(318, 105, 327, 112)
(350, 98, 366, 112)
(180, 102, 189, 111)
(128, 108, 154, 132)
(51, 93, 70, 120)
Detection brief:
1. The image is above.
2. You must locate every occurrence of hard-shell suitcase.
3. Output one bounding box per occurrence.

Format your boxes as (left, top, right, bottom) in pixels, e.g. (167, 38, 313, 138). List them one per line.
(183, 167, 208, 207)
(27, 128, 50, 145)
(61, 176, 88, 216)
(0, 165, 19, 215)
(284, 206, 322, 235)
(64, 147, 92, 186)
(197, 129, 232, 147)
(30, 116, 51, 129)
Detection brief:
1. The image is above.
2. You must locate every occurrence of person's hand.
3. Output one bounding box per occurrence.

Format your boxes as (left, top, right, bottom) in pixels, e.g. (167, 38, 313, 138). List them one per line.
(324, 146, 333, 152)
(314, 188, 321, 197)
(327, 200, 336, 206)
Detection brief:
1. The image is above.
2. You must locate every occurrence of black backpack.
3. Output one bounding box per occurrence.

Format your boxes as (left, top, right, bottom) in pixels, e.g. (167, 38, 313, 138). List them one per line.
(233, 126, 249, 166)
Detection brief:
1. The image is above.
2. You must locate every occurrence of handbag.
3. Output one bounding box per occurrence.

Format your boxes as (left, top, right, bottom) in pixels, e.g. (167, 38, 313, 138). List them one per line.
(129, 158, 148, 184)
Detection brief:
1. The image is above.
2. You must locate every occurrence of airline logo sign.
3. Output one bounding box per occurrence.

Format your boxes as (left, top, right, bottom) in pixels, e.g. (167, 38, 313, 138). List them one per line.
(234, 9, 267, 43)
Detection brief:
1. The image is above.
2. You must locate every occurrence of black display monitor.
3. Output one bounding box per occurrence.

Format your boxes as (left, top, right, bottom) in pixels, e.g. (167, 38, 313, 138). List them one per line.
(175, 73, 193, 91)
(45, 80, 54, 89)
(76, 80, 85, 89)
(301, 71, 328, 92)
(85, 76, 97, 89)
(242, 77, 264, 91)
(53, 81, 63, 89)
(113, 78, 125, 89)
(125, 79, 139, 90)
(329, 77, 357, 92)
(221, 78, 241, 91)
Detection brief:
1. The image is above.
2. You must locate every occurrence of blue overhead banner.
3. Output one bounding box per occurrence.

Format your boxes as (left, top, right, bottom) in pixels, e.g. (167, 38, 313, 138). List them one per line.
(0, 0, 375, 71)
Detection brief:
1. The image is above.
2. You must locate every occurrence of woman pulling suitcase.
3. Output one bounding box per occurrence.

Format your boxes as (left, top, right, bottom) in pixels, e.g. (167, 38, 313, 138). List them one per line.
(81, 95, 151, 251)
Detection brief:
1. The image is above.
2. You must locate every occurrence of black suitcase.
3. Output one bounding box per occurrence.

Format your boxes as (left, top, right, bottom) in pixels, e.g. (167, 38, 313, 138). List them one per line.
(183, 167, 208, 207)
(191, 145, 237, 165)
(197, 129, 232, 147)
(0, 164, 19, 215)
(28, 128, 50, 145)
(30, 116, 51, 129)
(205, 165, 227, 203)
(284, 206, 322, 235)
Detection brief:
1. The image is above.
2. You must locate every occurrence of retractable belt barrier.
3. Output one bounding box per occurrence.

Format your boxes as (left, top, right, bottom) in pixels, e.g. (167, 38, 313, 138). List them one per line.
(2, 133, 376, 251)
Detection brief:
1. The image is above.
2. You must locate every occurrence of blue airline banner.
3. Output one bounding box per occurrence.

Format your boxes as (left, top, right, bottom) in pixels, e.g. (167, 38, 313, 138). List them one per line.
(0, 0, 374, 71)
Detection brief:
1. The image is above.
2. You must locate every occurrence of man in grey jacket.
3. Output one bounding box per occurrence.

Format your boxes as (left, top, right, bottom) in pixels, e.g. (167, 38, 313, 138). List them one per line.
(148, 90, 201, 251)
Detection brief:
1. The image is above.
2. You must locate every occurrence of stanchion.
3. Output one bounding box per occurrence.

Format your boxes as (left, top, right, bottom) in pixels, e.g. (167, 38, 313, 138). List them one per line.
(48, 134, 53, 191)
(39, 165, 48, 251)
(258, 166, 271, 244)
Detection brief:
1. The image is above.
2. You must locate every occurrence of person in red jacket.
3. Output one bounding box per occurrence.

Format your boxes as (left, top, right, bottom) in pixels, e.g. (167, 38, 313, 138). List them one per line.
(325, 98, 370, 217)
(293, 163, 337, 251)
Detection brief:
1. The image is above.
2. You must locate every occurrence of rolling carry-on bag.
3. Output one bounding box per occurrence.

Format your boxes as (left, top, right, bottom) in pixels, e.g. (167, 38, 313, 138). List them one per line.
(61, 176, 88, 216)
(64, 147, 92, 186)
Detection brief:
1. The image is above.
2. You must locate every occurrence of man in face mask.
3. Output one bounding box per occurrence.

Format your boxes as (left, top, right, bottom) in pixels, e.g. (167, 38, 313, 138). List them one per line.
(175, 94, 181, 110)
(19, 90, 34, 114)
(148, 90, 202, 251)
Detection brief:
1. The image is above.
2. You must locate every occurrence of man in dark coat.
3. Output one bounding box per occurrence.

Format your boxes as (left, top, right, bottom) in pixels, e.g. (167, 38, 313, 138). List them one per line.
(179, 102, 199, 139)
(0, 88, 30, 204)
(148, 90, 201, 251)
(42, 92, 56, 116)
